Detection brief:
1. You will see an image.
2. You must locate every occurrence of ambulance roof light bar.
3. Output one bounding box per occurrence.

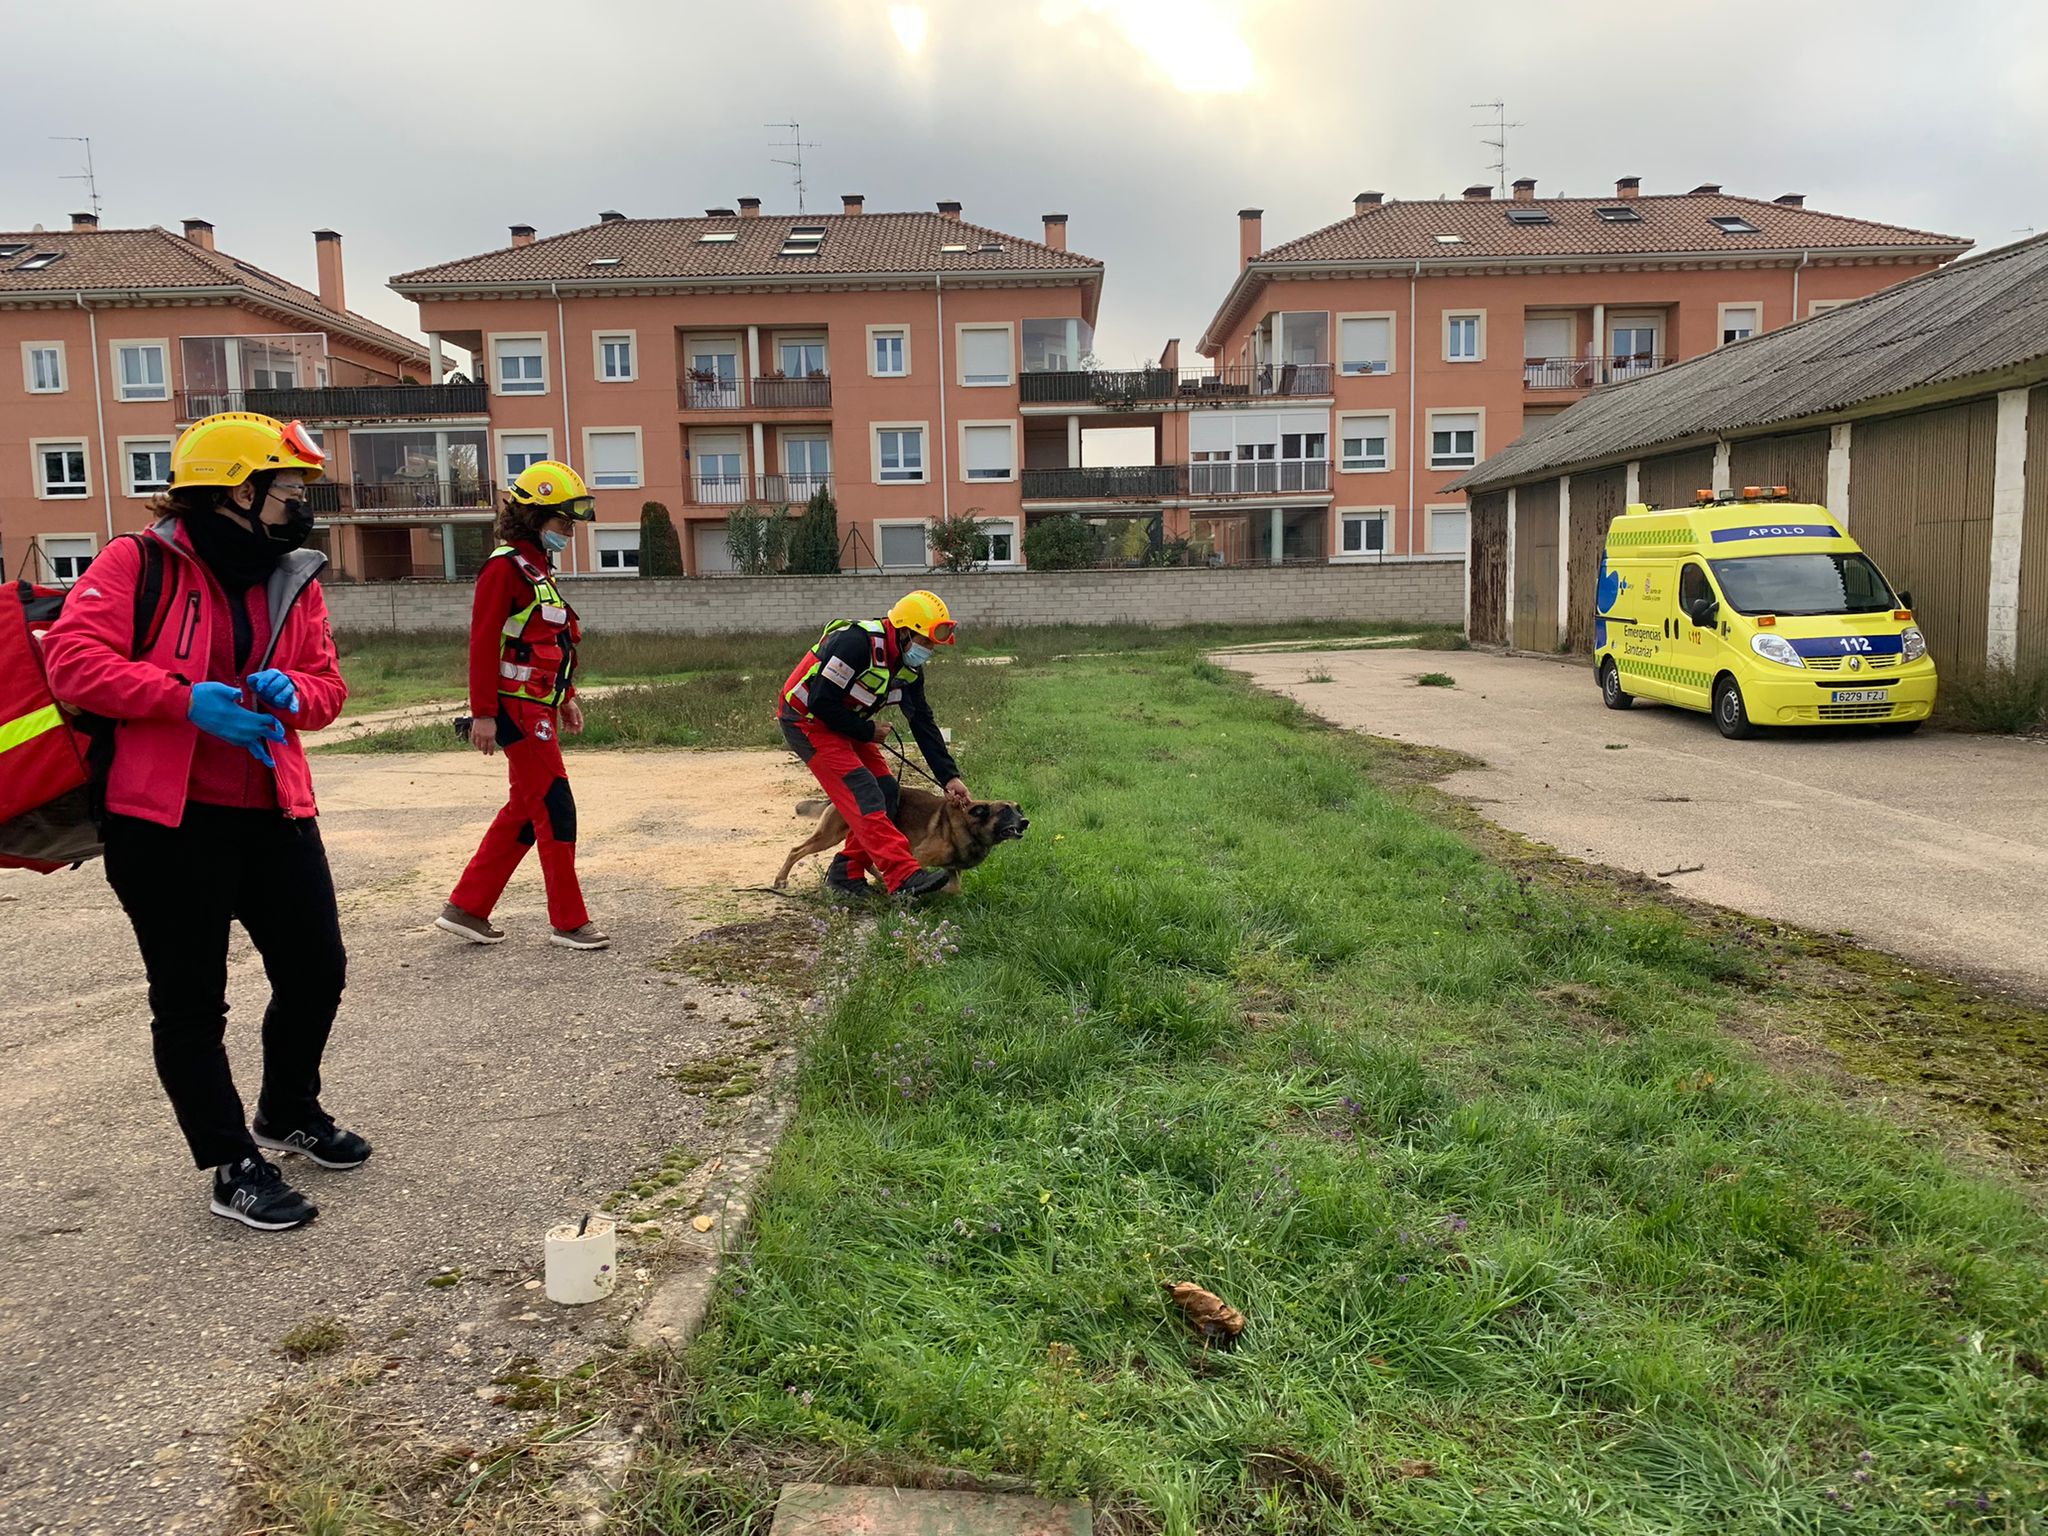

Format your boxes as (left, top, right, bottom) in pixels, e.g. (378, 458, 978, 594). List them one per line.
(1695, 485, 1794, 506)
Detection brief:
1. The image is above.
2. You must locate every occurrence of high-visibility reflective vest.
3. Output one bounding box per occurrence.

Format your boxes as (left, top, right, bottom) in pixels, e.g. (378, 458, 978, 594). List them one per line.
(491, 545, 577, 706)
(779, 618, 907, 721)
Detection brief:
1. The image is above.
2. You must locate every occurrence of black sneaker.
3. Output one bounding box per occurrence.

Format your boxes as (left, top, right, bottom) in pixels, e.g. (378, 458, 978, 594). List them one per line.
(825, 854, 876, 901)
(210, 1156, 318, 1231)
(253, 1115, 373, 1171)
(896, 868, 955, 901)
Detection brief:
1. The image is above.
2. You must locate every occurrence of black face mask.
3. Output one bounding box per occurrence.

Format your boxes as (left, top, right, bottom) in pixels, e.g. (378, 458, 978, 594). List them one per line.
(264, 495, 314, 552)
(185, 499, 285, 590)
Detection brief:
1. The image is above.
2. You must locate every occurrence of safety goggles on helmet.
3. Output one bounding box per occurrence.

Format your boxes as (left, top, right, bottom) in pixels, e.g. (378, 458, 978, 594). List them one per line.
(279, 419, 326, 469)
(556, 494, 597, 522)
(928, 619, 957, 644)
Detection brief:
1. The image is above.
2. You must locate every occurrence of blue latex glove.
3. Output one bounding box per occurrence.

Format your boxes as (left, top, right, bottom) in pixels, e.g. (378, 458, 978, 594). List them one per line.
(188, 681, 286, 768)
(246, 669, 300, 716)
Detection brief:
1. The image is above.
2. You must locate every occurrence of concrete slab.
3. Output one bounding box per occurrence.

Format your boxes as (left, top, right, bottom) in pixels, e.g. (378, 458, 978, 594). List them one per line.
(1223, 648, 2048, 999)
(772, 1484, 1091, 1536)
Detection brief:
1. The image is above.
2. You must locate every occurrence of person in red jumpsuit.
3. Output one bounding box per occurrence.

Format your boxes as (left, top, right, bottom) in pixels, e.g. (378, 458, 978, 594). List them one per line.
(778, 588, 968, 901)
(435, 462, 608, 950)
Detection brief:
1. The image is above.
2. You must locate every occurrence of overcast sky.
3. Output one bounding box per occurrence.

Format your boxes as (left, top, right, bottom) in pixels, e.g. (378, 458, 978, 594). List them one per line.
(3, 0, 2043, 365)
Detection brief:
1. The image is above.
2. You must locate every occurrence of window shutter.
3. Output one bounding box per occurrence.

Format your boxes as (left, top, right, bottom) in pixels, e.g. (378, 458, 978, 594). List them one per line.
(1340, 317, 1389, 368)
(963, 425, 1013, 476)
(590, 433, 637, 477)
(1190, 413, 1234, 453)
(960, 328, 1011, 382)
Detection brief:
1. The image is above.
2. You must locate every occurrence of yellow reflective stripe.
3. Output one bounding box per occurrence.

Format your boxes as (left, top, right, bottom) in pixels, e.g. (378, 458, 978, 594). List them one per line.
(0, 703, 66, 754)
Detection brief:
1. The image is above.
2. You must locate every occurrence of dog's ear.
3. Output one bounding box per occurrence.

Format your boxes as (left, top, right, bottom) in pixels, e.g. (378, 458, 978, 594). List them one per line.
(971, 804, 990, 821)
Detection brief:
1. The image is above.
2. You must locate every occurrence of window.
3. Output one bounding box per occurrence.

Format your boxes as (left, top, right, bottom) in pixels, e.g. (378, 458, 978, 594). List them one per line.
(871, 327, 908, 377)
(1808, 299, 1851, 317)
(958, 326, 1012, 386)
(698, 231, 737, 243)
(124, 439, 174, 496)
(1338, 413, 1392, 472)
(584, 429, 642, 488)
(975, 518, 1020, 566)
(500, 431, 552, 482)
(1275, 312, 1329, 366)
(779, 338, 827, 378)
(41, 535, 96, 584)
(1339, 512, 1390, 556)
(24, 343, 64, 393)
(879, 523, 929, 569)
(596, 333, 635, 381)
(593, 527, 641, 574)
(1678, 562, 1715, 618)
(962, 423, 1016, 482)
(1720, 304, 1760, 345)
(492, 335, 546, 394)
(1506, 208, 1553, 225)
(1338, 315, 1392, 375)
(1445, 312, 1483, 362)
(1433, 234, 1465, 245)
(685, 339, 740, 406)
(1428, 411, 1480, 470)
(115, 342, 168, 401)
(1596, 205, 1642, 222)
(1710, 216, 1760, 234)
(1610, 320, 1661, 376)
(36, 441, 89, 498)
(876, 426, 926, 483)
(780, 225, 827, 258)
(0, 242, 26, 260)
(17, 252, 64, 272)
(691, 435, 745, 502)
(1280, 430, 1326, 463)
(784, 434, 832, 495)
(1428, 507, 1469, 554)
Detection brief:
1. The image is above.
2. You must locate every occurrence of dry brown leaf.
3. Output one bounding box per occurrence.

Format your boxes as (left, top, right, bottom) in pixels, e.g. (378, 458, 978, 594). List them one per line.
(1163, 1281, 1245, 1341)
(1395, 1459, 1438, 1480)
(690, 1214, 717, 1232)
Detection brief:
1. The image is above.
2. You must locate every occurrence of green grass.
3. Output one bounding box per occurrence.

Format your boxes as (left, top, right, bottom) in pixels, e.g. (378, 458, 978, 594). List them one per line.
(640, 650, 2048, 1535)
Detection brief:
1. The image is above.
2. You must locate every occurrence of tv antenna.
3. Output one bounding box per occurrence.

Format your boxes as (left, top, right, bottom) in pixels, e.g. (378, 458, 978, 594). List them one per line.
(52, 135, 102, 219)
(1469, 101, 1524, 195)
(767, 120, 820, 214)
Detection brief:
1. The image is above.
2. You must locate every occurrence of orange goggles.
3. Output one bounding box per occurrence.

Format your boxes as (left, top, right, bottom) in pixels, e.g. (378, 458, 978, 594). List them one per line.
(930, 619, 958, 644)
(281, 419, 326, 466)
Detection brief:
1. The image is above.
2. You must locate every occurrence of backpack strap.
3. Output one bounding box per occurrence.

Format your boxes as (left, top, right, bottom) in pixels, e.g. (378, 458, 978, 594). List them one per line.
(125, 533, 172, 658)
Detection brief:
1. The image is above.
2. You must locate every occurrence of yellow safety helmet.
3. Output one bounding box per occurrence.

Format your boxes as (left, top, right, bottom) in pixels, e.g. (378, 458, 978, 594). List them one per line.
(170, 412, 326, 488)
(507, 460, 595, 520)
(888, 589, 956, 644)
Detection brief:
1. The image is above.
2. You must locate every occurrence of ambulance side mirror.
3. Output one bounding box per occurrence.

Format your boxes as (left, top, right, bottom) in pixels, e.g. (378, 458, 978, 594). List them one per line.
(1898, 590, 1913, 611)
(1686, 596, 1719, 628)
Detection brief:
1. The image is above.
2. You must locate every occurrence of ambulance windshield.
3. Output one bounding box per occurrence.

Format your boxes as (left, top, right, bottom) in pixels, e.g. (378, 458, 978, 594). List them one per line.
(1707, 553, 1897, 617)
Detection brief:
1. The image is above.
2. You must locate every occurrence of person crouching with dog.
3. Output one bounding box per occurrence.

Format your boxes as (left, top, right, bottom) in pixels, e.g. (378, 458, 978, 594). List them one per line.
(435, 463, 607, 951)
(39, 412, 363, 1232)
(778, 590, 969, 901)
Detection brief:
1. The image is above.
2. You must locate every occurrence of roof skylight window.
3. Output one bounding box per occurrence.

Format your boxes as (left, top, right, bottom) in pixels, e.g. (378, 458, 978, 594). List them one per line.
(1432, 234, 1465, 245)
(16, 252, 64, 271)
(0, 242, 28, 259)
(1596, 205, 1643, 222)
(1506, 209, 1553, 225)
(698, 231, 737, 243)
(1710, 216, 1760, 234)
(940, 242, 969, 253)
(589, 256, 622, 267)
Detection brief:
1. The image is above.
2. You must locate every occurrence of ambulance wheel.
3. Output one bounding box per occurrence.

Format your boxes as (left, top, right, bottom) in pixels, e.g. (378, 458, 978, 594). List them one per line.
(1599, 659, 1633, 710)
(1713, 676, 1757, 739)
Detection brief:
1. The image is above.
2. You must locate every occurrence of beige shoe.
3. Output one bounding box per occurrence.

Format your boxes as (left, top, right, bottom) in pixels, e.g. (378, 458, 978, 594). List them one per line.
(435, 903, 504, 944)
(550, 923, 610, 951)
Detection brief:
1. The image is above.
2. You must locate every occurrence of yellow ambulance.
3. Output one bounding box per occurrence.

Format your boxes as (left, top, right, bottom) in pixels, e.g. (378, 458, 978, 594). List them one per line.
(1593, 489, 1936, 738)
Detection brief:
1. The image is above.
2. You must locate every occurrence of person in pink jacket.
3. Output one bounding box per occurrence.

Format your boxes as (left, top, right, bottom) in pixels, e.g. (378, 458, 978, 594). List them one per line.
(41, 413, 364, 1232)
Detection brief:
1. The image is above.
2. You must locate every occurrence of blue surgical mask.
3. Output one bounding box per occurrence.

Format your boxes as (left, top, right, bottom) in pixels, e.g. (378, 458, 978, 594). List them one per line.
(903, 641, 934, 669)
(541, 529, 570, 553)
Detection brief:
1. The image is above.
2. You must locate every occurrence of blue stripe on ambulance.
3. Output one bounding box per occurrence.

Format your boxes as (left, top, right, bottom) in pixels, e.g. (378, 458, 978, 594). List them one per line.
(1787, 633, 1905, 658)
(1709, 523, 1843, 542)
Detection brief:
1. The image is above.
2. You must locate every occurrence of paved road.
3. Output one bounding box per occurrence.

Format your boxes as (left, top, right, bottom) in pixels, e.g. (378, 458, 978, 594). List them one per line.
(0, 749, 810, 1533)
(1224, 649, 2048, 999)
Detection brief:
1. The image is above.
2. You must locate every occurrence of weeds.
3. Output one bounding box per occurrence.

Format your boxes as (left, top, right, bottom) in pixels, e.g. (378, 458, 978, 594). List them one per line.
(1943, 661, 2048, 734)
(1416, 671, 1455, 688)
(277, 1317, 348, 1363)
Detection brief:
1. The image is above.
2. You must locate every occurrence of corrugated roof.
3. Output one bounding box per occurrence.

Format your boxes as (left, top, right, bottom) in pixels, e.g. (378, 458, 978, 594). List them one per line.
(1452, 232, 2048, 492)
(392, 212, 1102, 289)
(0, 226, 425, 363)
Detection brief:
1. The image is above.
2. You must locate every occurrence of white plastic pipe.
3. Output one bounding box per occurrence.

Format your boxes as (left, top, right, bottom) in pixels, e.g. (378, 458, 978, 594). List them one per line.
(544, 1215, 617, 1304)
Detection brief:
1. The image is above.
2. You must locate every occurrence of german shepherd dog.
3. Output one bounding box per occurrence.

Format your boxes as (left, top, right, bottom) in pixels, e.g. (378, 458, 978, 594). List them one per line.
(774, 787, 1030, 892)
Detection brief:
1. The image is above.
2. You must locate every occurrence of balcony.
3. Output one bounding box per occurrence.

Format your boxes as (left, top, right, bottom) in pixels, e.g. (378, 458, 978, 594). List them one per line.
(678, 377, 833, 412)
(177, 383, 488, 421)
(687, 473, 835, 506)
(307, 479, 497, 516)
(1019, 363, 1335, 407)
(1523, 356, 1672, 390)
(1021, 465, 1182, 501)
(1189, 460, 1330, 496)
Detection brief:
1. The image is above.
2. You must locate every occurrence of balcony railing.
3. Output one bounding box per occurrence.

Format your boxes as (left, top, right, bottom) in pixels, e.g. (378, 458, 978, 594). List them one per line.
(177, 384, 488, 420)
(754, 473, 835, 503)
(1019, 363, 1335, 406)
(1523, 356, 1672, 389)
(752, 375, 832, 410)
(1188, 460, 1330, 496)
(1021, 465, 1183, 501)
(680, 379, 743, 410)
(685, 473, 836, 506)
(306, 479, 497, 515)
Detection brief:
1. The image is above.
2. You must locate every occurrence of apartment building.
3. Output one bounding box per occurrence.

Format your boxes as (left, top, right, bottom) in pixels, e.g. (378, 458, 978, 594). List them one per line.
(1167, 179, 1971, 563)
(387, 199, 1103, 577)
(0, 214, 447, 584)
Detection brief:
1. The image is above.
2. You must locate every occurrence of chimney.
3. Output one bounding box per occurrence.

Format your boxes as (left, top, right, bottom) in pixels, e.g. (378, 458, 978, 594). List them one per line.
(1463, 184, 1493, 200)
(1616, 176, 1641, 199)
(1689, 183, 1723, 196)
(70, 211, 98, 232)
(937, 200, 963, 220)
(1774, 192, 1806, 208)
(1238, 208, 1262, 269)
(1354, 191, 1384, 215)
(737, 198, 761, 218)
(842, 194, 865, 216)
(1042, 212, 1068, 252)
(1159, 337, 1181, 370)
(599, 209, 625, 223)
(1512, 177, 1537, 202)
(312, 229, 345, 312)
(182, 218, 215, 250)
(509, 224, 536, 247)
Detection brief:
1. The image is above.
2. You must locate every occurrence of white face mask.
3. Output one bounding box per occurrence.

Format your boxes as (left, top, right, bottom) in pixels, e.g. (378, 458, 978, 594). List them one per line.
(541, 529, 570, 553)
(903, 641, 934, 669)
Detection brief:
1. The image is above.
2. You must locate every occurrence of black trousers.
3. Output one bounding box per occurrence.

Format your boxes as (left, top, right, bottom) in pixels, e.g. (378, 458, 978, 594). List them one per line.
(102, 806, 349, 1169)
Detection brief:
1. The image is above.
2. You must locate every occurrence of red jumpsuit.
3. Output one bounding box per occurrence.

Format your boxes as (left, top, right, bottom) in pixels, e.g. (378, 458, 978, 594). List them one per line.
(448, 541, 589, 931)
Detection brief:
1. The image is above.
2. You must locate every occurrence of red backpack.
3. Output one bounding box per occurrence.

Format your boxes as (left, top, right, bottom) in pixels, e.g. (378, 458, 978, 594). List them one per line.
(0, 535, 170, 872)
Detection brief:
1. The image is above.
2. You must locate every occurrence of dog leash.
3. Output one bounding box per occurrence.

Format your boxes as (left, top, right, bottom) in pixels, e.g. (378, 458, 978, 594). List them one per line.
(880, 733, 944, 790)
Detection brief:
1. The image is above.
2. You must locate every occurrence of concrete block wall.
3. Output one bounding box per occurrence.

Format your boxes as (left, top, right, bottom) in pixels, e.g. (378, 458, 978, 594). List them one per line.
(325, 560, 1466, 636)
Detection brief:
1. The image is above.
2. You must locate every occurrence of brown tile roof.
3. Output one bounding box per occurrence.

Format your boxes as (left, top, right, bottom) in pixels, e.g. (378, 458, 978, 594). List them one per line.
(1255, 193, 1969, 266)
(0, 226, 426, 363)
(391, 212, 1102, 289)
(1451, 232, 2048, 493)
